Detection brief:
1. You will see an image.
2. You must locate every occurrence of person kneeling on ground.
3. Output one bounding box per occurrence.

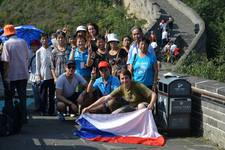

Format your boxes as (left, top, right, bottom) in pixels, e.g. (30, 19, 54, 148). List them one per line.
(56, 60, 87, 119)
(82, 69, 157, 114)
(84, 61, 121, 113)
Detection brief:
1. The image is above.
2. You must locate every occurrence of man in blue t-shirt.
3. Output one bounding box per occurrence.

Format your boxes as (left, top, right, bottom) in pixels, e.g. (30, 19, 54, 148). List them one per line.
(86, 61, 121, 113)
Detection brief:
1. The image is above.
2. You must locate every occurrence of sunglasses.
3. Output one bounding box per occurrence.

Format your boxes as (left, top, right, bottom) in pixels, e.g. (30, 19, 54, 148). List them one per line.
(99, 68, 108, 72)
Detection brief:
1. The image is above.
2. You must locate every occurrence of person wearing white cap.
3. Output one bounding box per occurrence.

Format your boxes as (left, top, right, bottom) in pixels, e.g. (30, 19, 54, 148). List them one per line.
(107, 33, 127, 77)
(75, 25, 87, 37)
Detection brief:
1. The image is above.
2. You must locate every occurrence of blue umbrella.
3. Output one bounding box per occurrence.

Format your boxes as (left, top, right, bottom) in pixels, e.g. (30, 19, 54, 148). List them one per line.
(15, 25, 43, 46)
(0, 25, 43, 46)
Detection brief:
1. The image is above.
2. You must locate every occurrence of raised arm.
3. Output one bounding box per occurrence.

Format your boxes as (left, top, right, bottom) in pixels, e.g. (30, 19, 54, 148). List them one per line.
(86, 67, 96, 93)
(86, 43, 93, 67)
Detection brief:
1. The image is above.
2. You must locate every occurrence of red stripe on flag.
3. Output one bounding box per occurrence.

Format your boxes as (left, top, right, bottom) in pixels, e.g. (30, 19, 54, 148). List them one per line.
(88, 135, 166, 146)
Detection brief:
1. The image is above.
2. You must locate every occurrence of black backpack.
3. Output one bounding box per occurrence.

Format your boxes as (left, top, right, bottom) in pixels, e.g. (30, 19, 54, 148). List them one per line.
(0, 100, 23, 136)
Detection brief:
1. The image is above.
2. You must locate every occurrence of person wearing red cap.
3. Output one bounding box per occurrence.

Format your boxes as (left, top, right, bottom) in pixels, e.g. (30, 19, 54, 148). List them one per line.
(1, 24, 30, 123)
(81, 60, 120, 113)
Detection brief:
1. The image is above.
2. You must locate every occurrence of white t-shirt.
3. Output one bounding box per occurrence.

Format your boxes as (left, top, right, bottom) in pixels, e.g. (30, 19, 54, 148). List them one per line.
(36, 46, 53, 80)
(170, 44, 177, 53)
(1, 36, 29, 81)
(56, 73, 87, 97)
(162, 30, 168, 40)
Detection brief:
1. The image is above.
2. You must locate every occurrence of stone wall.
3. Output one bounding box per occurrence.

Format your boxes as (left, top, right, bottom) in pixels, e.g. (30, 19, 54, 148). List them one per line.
(167, 0, 206, 70)
(191, 92, 225, 149)
(121, 0, 160, 31)
(183, 76, 225, 149)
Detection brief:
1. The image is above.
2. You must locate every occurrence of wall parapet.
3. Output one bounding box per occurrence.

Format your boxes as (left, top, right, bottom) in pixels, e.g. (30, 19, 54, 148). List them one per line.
(167, 0, 206, 70)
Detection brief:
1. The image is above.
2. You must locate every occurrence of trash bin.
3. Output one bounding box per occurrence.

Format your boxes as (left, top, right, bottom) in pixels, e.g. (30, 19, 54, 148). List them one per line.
(157, 75, 191, 134)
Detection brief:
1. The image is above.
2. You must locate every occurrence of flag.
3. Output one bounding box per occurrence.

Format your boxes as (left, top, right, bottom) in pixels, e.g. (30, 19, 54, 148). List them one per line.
(75, 108, 165, 146)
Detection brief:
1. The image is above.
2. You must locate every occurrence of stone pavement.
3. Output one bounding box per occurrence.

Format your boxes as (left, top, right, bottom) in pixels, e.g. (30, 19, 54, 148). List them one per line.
(0, 112, 220, 150)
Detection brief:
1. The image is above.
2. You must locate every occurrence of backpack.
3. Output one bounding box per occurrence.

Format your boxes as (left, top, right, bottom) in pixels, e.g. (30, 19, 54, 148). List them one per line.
(0, 100, 23, 136)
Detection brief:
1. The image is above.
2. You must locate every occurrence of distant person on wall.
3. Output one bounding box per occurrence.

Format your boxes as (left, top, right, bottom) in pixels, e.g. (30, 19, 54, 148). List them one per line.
(161, 29, 168, 48)
(167, 16, 174, 37)
(1, 24, 30, 123)
(149, 30, 157, 43)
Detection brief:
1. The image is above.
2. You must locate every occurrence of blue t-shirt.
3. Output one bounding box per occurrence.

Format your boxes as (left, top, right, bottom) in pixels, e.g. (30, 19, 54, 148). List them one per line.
(71, 48, 91, 78)
(127, 42, 155, 65)
(93, 75, 120, 96)
(131, 51, 156, 86)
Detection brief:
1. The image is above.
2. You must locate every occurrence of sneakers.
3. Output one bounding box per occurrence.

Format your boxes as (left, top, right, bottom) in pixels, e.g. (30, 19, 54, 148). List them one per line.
(57, 112, 65, 121)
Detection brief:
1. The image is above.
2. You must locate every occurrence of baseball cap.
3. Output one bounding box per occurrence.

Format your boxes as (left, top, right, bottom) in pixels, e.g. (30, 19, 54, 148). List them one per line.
(98, 61, 110, 69)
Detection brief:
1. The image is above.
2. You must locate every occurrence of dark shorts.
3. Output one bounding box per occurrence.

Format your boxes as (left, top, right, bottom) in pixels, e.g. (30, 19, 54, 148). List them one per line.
(66, 92, 81, 105)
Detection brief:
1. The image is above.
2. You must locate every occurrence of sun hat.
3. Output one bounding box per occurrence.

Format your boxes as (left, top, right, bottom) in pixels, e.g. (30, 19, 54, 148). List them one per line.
(107, 33, 119, 43)
(3, 24, 16, 36)
(98, 61, 110, 69)
(76, 25, 87, 32)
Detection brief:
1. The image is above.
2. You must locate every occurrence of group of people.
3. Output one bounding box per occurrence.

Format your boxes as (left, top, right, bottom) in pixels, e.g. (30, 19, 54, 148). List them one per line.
(0, 22, 159, 122)
(148, 16, 181, 64)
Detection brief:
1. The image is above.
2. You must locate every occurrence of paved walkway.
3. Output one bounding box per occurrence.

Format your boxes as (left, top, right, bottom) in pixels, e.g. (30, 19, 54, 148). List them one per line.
(0, 113, 220, 150)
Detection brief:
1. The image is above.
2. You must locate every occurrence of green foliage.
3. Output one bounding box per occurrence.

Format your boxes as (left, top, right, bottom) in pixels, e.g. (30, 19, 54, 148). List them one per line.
(177, 51, 225, 82)
(182, 0, 225, 58)
(0, 0, 145, 37)
(178, 0, 225, 81)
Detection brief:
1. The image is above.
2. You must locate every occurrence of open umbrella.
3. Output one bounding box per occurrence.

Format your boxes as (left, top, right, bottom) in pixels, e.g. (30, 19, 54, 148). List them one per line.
(15, 25, 43, 46)
(0, 25, 43, 46)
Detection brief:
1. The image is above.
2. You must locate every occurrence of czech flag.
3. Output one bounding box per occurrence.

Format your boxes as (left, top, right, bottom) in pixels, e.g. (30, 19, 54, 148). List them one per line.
(74, 108, 165, 146)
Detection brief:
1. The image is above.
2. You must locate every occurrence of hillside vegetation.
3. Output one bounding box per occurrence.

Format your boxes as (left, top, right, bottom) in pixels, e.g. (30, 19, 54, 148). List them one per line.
(0, 0, 145, 37)
(178, 0, 225, 82)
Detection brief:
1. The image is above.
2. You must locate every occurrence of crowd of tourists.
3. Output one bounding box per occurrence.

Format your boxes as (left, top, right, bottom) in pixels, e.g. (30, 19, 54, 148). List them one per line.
(0, 19, 178, 122)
